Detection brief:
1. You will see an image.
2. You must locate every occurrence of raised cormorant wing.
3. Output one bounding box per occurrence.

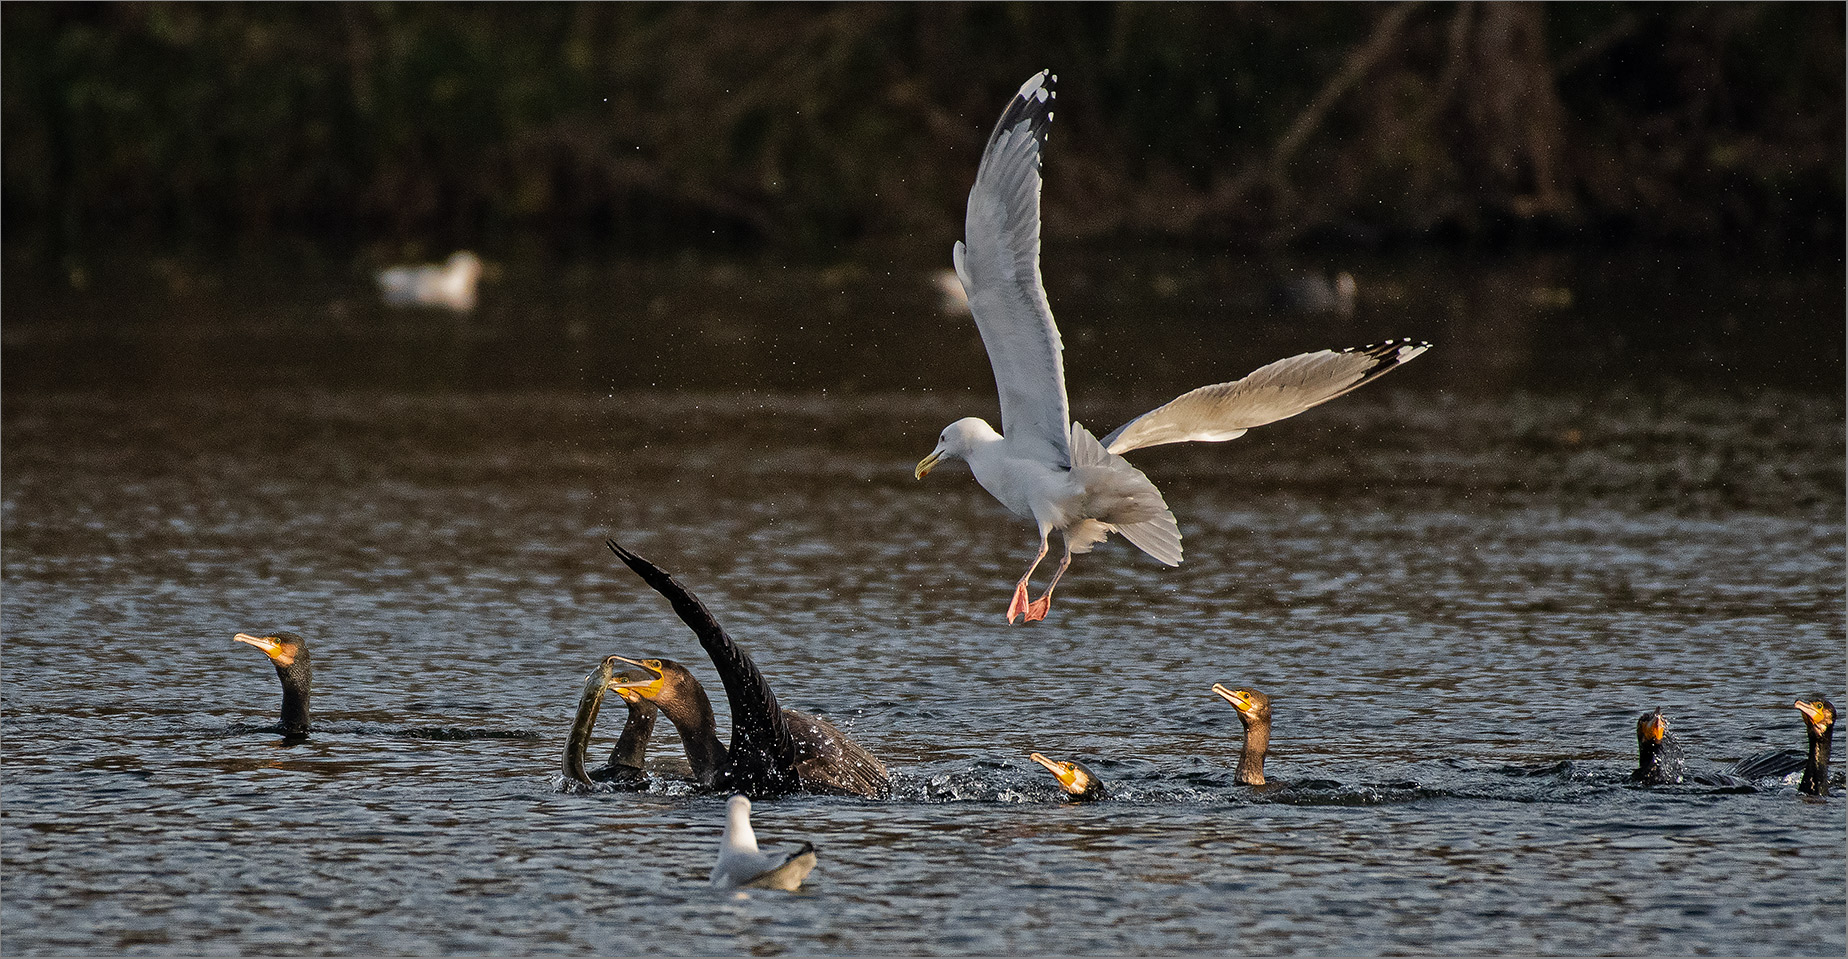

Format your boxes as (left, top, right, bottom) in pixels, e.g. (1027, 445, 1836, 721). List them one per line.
(606, 540, 798, 794)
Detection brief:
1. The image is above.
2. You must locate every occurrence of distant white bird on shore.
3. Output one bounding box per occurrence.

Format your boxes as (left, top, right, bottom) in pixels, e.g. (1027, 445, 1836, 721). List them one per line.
(914, 71, 1430, 624)
(376, 251, 483, 311)
(710, 794, 817, 892)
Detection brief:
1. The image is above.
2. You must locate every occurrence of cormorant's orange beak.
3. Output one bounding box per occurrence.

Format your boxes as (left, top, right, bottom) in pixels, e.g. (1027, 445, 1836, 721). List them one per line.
(1029, 752, 1082, 793)
(915, 449, 942, 480)
(607, 656, 667, 699)
(1210, 683, 1254, 715)
(609, 671, 649, 706)
(1639, 712, 1668, 742)
(234, 633, 293, 666)
(1795, 700, 1833, 729)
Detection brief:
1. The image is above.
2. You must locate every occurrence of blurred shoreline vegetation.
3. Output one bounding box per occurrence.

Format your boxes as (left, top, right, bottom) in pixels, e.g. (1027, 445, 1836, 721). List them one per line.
(3, 2, 1842, 263)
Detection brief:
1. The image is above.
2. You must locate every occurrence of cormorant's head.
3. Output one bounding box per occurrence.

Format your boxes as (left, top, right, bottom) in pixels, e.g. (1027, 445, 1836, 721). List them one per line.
(1029, 752, 1101, 798)
(1795, 698, 1836, 738)
(234, 631, 309, 668)
(1636, 708, 1670, 746)
(1210, 684, 1271, 726)
(607, 656, 692, 703)
(610, 670, 653, 707)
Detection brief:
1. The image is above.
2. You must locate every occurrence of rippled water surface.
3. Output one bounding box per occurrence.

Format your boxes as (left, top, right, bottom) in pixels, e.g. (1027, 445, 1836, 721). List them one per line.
(3, 249, 1844, 955)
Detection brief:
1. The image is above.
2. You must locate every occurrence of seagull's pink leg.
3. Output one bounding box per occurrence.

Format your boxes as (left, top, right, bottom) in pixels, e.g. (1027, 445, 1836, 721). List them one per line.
(1023, 541, 1073, 622)
(1007, 535, 1052, 624)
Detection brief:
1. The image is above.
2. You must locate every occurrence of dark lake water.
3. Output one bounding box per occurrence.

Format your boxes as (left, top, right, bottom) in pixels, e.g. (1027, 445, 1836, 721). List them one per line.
(3, 246, 1843, 955)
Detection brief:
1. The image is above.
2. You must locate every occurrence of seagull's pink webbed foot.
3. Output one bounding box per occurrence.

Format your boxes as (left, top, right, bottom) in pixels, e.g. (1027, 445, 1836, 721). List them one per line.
(1023, 594, 1052, 622)
(1007, 581, 1032, 624)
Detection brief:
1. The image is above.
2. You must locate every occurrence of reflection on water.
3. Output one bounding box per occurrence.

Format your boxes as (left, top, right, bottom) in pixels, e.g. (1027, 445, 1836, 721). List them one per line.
(1, 249, 1843, 955)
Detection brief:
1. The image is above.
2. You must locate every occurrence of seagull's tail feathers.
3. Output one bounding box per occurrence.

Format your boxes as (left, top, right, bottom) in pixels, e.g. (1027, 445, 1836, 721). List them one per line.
(1102, 339, 1431, 455)
(1069, 423, 1183, 566)
(1115, 512, 1183, 568)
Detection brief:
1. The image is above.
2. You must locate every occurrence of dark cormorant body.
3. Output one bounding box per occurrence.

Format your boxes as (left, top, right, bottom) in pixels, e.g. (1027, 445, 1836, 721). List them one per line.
(605, 540, 890, 799)
(1029, 752, 1107, 801)
(234, 631, 312, 736)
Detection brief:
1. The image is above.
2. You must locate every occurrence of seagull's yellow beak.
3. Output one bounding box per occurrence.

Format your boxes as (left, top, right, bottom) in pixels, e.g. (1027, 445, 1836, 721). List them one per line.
(915, 449, 942, 480)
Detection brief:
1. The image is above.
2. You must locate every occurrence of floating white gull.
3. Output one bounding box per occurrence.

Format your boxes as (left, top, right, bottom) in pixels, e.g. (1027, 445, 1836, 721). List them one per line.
(914, 71, 1430, 624)
(710, 794, 818, 892)
(376, 251, 483, 311)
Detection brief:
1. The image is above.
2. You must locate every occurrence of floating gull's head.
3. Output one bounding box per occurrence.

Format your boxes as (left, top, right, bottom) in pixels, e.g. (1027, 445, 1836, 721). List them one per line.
(915, 417, 1000, 479)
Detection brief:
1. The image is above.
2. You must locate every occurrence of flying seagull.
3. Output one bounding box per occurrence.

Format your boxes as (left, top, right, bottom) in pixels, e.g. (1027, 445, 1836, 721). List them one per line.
(914, 71, 1429, 623)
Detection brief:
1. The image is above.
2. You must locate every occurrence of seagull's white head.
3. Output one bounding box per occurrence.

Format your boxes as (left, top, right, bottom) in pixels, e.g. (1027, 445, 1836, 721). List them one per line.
(723, 793, 758, 852)
(915, 417, 1000, 479)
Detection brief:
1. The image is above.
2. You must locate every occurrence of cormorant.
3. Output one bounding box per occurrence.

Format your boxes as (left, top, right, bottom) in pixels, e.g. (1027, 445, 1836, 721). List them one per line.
(1795, 698, 1835, 797)
(1629, 707, 1812, 789)
(1028, 752, 1107, 801)
(711, 794, 817, 892)
(593, 682, 660, 784)
(561, 655, 659, 791)
(1211, 684, 1270, 786)
(234, 631, 312, 736)
(605, 541, 890, 799)
(1631, 708, 1687, 785)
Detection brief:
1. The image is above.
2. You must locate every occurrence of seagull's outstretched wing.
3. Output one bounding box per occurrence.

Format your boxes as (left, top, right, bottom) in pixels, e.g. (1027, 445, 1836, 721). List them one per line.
(955, 70, 1071, 469)
(1102, 339, 1431, 455)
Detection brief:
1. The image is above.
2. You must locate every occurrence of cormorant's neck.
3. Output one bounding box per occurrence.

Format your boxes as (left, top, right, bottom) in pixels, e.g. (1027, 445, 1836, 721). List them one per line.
(275, 663, 311, 735)
(1800, 726, 1833, 796)
(607, 701, 658, 771)
(1236, 719, 1269, 786)
(655, 684, 728, 786)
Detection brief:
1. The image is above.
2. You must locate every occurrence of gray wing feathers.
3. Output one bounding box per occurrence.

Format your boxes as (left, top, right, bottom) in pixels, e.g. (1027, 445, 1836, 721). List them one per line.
(1115, 513, 1183, 567)
(1069, 423, 1183, 567)
(1103, 339, 1430, 455)
(958, 70, 1071, 469)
